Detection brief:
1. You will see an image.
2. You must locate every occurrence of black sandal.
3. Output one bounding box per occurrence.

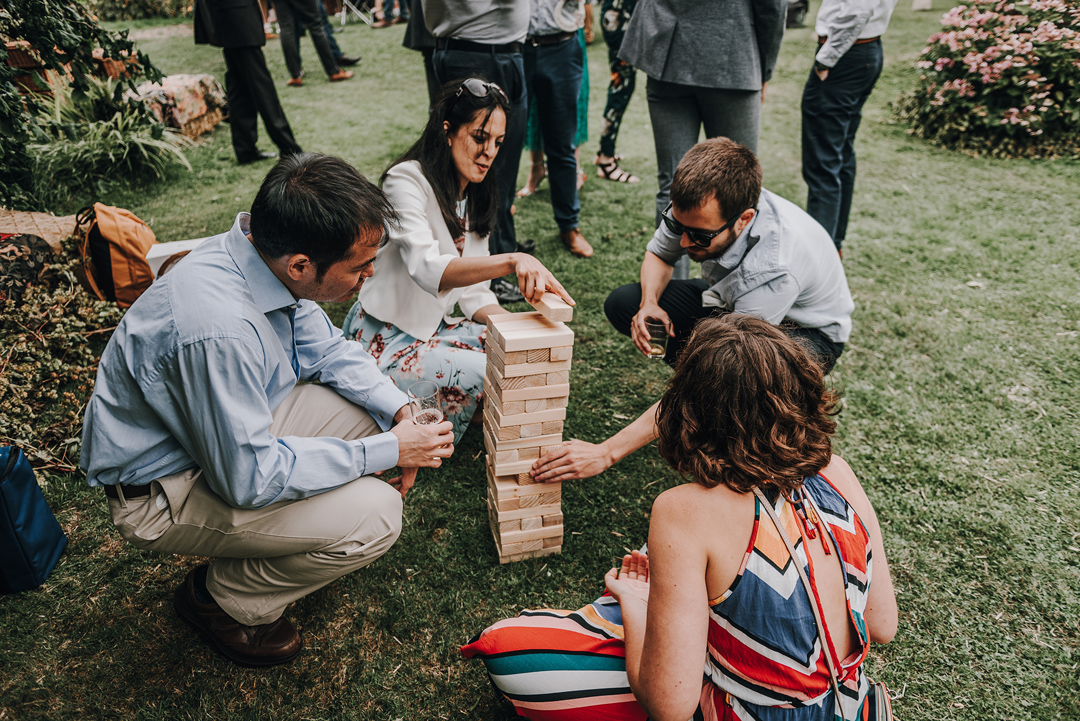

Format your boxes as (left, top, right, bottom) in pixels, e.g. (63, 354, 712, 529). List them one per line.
(595, 156, 641, 184)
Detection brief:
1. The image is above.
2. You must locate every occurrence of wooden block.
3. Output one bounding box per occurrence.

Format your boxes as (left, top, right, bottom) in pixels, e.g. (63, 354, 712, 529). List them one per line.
(526, 347, 550, 363)
(493, 446, 541, 465)
(486, 340, 528, 366)
(500, 372, 549, 390)
(540, 445, 561, 455)
(498, 545, 562, 564)
(517, 471, 536, 484)
(500, 359, 573, 379)
(519, 422, 543, 438)
(520, 516, 543, 531)
(487, 369, 569, 402)
(487, 312, 574, 352)
(499, 523, 564, 545)
(497, 537, 545, 556)
(525, 398, 547, 413)
(542, 512, 563, 527)
(527, 292, 574, 323)
(547, 370, 570, 385)
(550, 345, 573, 362)
(541, 420, 564, 435)
(547, 396, 568, 410)
(543, 535, 563, 548)
(488, 464, 562, 499)
(489, 497, 562, 522)
(519, 489, 561, 508)
(499, 518, 520, 533)
(485, 430, 563, 454)
(493, 457, 540, 476)
(489, 402, 567, 428)
(492, 494, 520, 512)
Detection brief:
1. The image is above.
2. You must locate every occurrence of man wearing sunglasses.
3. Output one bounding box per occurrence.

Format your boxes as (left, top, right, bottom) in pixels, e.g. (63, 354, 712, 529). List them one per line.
(528, 138, 852, 484)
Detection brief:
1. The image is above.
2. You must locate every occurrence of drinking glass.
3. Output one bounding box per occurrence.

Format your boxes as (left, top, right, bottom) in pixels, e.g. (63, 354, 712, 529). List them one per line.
(407, 381, 445, 425)
(644, 319, 668, 360)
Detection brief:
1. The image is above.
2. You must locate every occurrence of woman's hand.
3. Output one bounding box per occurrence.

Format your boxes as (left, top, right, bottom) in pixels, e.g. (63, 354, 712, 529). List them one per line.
(604, 550, 651, 608)
(510, 253, 575, 306)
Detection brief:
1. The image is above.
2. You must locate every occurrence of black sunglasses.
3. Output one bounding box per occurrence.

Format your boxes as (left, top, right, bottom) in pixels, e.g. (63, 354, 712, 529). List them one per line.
(454, 78, 509, 106)
(661, 202, 743, 247)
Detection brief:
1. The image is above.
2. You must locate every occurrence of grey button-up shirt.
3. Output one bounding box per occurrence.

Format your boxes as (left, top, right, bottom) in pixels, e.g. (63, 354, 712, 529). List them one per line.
(645, 189, 854, 343)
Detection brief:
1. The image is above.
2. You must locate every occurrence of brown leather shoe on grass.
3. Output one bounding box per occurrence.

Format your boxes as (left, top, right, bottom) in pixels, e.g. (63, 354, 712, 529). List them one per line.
(559, 228, 594, 258)
(329, 69, 353, 82)
(173, 566, 302, 667)
(286, 77, 303, 87)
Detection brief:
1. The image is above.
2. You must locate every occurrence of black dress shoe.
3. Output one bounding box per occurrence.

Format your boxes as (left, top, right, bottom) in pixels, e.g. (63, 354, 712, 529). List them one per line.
(174, 566, 302, 667)
(338, 55, 361, 66)
(237, 150, 278, 165)
(515, 239, 536, 254)
(491, 278, 524, 304)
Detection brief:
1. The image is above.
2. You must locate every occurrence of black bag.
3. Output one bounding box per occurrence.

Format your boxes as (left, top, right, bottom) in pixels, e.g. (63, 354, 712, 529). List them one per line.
(0, 446, 68, 593)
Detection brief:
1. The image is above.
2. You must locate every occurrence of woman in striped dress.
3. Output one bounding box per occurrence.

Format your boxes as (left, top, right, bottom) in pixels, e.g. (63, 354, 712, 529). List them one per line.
(464, 315, 898, 720)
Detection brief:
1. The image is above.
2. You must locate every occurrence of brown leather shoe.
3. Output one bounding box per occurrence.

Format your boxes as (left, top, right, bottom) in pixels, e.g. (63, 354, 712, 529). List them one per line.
(286, 76, 303, 87)
(559, 228, 594, 258)
(329, 69, 354, 82)
(174, 566, 302, 667)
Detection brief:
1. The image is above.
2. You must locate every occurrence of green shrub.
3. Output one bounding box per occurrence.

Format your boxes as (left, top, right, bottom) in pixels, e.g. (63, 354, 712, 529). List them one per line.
(90, 0, 192, 22)
(894, 0, 1080, 157)
(26, 76, 192, 209)
(0, 236, 125, 473)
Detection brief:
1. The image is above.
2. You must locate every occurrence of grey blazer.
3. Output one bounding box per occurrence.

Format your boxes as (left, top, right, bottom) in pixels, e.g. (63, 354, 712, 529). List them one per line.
(618, 0, 786, 91)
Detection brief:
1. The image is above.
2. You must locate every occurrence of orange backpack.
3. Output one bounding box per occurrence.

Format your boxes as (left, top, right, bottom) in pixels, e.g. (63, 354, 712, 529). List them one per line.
(75, 203, 158, 308)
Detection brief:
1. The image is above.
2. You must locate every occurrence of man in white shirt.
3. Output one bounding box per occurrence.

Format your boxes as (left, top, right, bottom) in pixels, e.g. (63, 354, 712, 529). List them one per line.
(801, 0, 898, 254)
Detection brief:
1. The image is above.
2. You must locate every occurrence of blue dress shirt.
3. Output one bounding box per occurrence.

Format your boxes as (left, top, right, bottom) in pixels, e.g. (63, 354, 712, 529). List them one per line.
(81, 213, 409, 509)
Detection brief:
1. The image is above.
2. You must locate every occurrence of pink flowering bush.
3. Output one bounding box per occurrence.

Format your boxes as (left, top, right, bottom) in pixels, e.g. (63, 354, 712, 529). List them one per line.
(895, 0, 1080, 156)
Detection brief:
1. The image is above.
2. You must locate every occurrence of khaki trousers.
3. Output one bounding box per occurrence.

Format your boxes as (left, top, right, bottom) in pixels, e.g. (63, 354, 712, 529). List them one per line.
(108, 384, 403, 626)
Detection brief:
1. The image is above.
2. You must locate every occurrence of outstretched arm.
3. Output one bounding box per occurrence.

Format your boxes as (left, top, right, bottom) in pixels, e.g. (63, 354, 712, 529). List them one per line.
(530, 401, 660, 483)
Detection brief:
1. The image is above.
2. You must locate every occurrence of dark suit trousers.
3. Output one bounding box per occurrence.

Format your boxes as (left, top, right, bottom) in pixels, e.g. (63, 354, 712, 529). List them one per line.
(275, 0, 341, 79)
(604, 279, 843, 373)
(222, 46, 303, 162)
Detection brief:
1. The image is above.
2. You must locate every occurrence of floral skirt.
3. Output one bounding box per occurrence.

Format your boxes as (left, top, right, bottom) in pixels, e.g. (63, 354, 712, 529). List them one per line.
(342, 303, 486, 444)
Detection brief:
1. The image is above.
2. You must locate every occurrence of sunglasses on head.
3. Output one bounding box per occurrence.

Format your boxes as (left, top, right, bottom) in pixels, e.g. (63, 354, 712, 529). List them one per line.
(455, 78, 509, 106)
(661, 202, 744, 247)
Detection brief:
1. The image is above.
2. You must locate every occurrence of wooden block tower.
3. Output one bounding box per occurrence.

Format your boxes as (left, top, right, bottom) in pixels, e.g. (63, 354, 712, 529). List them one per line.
(483, 293, 574, 564)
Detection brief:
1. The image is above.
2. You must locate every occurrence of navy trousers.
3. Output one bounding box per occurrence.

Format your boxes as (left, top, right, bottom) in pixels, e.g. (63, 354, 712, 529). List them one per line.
(433, 47, 527, 256)
(801, 40, 884, 251)
(523, 36, 584, 232)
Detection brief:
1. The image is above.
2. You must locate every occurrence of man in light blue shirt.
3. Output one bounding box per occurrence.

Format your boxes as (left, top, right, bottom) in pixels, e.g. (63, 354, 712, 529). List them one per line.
(530, 138, 853, 484)
(81, 153, 455, 666)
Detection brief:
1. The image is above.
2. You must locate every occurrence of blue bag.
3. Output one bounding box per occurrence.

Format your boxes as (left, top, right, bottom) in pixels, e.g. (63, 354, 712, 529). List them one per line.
(0, 446, 68, 593)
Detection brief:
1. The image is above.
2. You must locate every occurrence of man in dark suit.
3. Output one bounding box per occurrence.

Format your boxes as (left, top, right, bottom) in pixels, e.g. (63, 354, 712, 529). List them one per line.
(195, 0, 303, 165)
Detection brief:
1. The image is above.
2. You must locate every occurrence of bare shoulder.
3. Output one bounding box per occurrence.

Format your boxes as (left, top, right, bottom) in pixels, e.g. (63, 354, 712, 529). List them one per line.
(651, 482, 751, 537)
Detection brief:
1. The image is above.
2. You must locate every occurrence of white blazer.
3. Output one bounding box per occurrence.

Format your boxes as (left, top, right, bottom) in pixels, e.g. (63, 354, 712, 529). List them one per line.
(357, 160, 500, 340)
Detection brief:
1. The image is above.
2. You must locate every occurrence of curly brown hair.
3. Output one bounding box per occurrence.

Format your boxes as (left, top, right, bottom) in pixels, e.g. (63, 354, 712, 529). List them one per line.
(656, 315, 841, 494)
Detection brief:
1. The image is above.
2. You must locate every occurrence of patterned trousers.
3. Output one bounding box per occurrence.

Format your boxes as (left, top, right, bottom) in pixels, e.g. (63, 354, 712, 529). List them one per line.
(597, 0, 637, 158)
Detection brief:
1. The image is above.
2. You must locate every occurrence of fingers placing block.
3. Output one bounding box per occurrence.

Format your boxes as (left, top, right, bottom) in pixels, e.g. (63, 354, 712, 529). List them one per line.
(487, 312, 575, 352)
(527, 292, 574, 323)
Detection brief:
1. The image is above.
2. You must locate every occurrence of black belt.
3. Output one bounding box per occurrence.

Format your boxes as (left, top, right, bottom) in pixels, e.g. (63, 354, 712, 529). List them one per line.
(817, 35, 880, 45)
(103, 483, 152, 499)
(526, 31, 575, 47)
(435, 38, 523, 54)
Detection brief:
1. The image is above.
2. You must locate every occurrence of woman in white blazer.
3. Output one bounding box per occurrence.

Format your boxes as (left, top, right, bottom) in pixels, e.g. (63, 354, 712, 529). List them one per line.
(344, 78, 574, 443)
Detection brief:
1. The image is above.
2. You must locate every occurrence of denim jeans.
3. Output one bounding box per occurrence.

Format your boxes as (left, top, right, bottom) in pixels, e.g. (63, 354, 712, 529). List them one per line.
(523, 36, 584, 232)
(433, 47, 527, 256)
(801, 40, 884, 250)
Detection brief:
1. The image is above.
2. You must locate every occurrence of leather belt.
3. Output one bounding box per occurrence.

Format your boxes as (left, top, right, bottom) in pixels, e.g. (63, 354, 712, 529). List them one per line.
(435, 38, 523, 54)
(526, 31, 576, 47)
(817, 35, 880, 45)
(103, 483, 152, 499)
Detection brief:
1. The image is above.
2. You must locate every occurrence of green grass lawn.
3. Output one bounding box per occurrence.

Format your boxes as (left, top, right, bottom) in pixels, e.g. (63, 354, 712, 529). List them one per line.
(2, 4, 1078, 719)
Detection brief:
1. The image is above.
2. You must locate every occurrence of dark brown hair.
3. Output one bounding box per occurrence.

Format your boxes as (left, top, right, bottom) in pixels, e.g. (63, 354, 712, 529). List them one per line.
(669, 138, 762, 221)
(656, 315, 840, 494)
(384, 77, 510, 240)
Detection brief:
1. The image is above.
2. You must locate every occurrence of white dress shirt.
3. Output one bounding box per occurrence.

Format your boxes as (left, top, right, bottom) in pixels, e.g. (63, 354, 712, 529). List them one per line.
(814, 0, 898, 69)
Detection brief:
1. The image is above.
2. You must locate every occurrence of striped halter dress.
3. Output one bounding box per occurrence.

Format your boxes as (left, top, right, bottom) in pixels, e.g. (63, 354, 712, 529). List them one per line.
(701, 472, 875, 720)
(461, 473, 878, 721)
